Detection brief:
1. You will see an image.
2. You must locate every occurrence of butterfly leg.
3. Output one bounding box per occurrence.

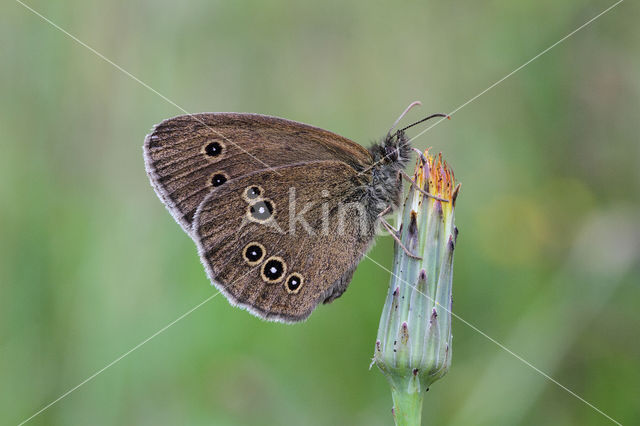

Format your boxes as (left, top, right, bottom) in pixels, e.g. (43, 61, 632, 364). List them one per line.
(377, 205, 393, 219)
(399, 170, 449, 202)
(380, 215, 399, 234)
(380, 218, 422, 260)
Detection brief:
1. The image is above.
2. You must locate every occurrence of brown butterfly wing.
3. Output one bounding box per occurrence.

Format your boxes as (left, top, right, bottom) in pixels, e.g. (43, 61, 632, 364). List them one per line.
(144, 113, 372, 236)
(193, 161, 375, 322)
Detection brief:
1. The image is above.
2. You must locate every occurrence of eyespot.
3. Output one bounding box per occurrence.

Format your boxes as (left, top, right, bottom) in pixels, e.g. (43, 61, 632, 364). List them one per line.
(204, 141, 224, 157)
(247, 199, 274, 222)
(261, 256, 286, 283)
(285, 273, 304, 294)
(242, 242, 266, 266)
(243, 185, 263, 202)
(210, 172, 228, 187)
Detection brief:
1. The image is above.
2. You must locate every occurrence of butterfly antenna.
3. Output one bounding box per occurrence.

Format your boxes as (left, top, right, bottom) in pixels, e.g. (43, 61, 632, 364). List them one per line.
(388, 101, 422, 134)
(399, 113, 450, 133)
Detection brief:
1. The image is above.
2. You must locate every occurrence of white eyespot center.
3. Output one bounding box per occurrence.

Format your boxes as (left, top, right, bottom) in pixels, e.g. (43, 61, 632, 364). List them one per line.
(270, 267, 277, 273)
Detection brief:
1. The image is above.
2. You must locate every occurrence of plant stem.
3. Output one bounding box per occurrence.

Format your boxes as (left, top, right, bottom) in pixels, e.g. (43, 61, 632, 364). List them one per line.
(391, 377, 424, 426)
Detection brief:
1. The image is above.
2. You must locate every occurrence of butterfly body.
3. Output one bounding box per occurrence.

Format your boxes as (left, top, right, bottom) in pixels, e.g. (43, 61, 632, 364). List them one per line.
(144, 113, 411, 322)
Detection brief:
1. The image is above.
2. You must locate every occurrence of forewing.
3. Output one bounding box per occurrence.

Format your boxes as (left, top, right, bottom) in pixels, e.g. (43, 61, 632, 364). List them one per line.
(143, 113, 371, 235)
(193, 161, 375, 322)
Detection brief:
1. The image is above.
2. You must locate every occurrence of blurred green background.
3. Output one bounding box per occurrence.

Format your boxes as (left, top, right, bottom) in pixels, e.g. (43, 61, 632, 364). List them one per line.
(2, 1, 639, 425)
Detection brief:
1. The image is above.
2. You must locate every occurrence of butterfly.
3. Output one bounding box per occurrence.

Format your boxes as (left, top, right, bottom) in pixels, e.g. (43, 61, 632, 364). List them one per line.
(143, 105, 447, 322)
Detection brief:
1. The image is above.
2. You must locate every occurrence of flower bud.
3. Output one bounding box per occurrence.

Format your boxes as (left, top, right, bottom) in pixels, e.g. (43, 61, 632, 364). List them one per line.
(373, 151, 459, 425)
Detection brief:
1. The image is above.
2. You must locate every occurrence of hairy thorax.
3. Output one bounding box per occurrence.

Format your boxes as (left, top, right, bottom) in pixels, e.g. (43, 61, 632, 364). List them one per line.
(365, 130, 412, 220)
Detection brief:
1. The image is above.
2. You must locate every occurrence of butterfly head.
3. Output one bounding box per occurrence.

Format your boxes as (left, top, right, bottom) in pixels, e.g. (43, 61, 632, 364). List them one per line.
(365, 112, 450, 218)
(371, 112, 450, 171)
(383, 130, 412, 169)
